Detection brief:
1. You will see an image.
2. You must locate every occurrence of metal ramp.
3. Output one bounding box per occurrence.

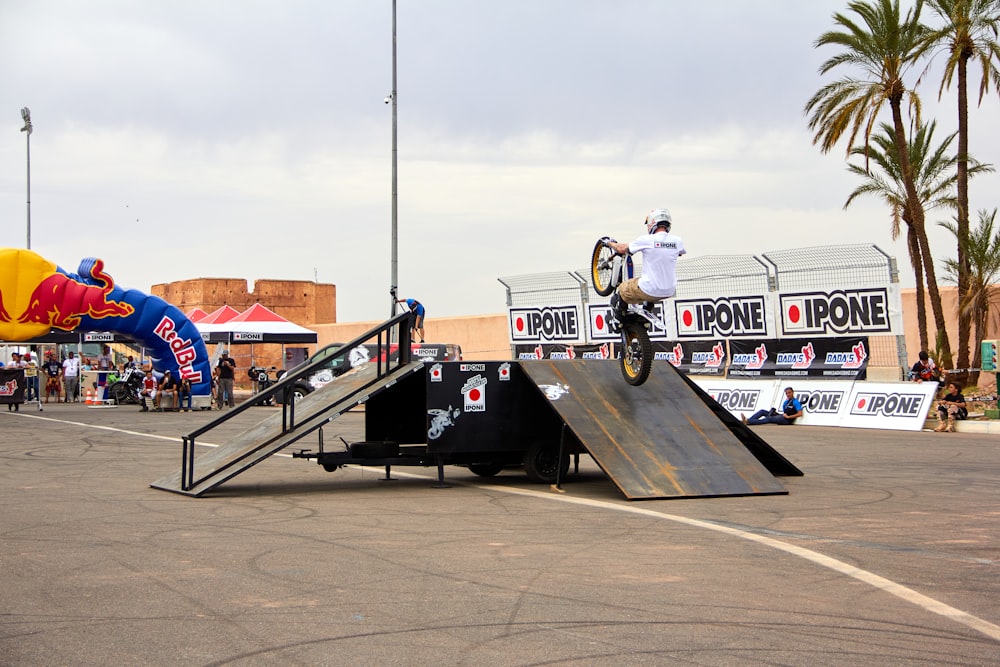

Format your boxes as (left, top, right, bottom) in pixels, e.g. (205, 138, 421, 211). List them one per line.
(151, 361, 424, 496)
(151, 311, 422, 497)
(520, 360, 797, 500)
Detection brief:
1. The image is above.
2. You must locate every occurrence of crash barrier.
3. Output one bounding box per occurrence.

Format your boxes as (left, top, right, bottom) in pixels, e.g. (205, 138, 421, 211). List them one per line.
(690, 377, 941, 432)
(499, 243, 907, 374)
(151, 311, 416, 496)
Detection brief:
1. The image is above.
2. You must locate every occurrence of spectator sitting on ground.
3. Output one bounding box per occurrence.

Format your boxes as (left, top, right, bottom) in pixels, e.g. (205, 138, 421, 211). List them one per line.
(934, 381, 968, 433)
(178, 375, 193, 412)
(743, 387, 804, 426)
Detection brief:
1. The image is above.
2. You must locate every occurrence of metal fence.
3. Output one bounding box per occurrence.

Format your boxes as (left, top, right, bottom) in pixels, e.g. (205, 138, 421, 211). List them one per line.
(501, 244, 907, 374)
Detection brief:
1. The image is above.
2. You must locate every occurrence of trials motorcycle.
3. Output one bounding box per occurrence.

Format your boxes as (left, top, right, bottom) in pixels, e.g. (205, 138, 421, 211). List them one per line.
(590, 237, 667, 386)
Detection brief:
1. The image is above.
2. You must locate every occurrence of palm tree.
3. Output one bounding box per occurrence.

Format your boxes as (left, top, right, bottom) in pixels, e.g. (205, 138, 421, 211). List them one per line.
(844, 120, 993, 352)
(922, 0, 1000, 377)
(940, 208, 1000, 381)
(806, 0, 955, 367)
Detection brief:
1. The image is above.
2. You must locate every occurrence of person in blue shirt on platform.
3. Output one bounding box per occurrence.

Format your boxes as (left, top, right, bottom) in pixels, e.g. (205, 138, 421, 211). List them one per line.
(396, 298, 426, 343)
(743, 387, 803, 426)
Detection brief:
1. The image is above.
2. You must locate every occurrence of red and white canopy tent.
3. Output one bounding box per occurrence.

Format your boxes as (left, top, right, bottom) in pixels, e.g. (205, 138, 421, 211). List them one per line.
(194, 304, 317, 345)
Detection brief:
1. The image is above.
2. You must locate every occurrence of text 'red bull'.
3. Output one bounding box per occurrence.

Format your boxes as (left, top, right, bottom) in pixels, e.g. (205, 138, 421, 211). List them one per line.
(154, 316, 204, 383)
(17, 259, 134, 329)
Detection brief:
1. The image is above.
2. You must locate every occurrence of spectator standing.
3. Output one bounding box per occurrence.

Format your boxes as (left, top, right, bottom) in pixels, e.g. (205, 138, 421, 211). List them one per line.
(217, 350, 236, 408)
(211, 366, 220, 408)
(138, 370, 158, 412)
(23, 353, 38, 402)
(97, 346, 113, 372)
(743, 387, 804, 426)
(42, 352, 62, 403)
(62, 351, 80, 403)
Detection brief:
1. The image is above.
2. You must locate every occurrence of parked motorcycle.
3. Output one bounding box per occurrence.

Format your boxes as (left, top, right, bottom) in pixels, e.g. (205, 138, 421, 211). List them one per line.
(107, 366, 144, 405)
(248, 366, 279, 405)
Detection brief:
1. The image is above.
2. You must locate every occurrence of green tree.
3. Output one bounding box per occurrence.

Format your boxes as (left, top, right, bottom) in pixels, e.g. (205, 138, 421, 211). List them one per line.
(844, 120, 993, 351)
(806, 0, 955, 367)
(940, 208, 1000, 379)
(922, 0, 1000, 375)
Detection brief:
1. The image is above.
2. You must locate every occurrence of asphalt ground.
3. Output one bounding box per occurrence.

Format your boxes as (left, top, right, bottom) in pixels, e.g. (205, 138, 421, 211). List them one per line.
(1, 401, 998, 666)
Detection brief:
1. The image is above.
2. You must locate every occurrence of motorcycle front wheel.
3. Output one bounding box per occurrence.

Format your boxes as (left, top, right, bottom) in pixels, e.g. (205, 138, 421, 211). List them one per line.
(620, 320, 653, 386)
(108, 382, 135, 405)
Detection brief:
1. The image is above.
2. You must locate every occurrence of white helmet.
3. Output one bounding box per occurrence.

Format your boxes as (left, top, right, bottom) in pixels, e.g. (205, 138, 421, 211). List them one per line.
(645, 208, 672, 234)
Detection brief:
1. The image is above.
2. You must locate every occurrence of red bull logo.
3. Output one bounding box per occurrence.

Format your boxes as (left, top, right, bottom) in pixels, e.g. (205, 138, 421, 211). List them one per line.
(16, 258, 134, 330)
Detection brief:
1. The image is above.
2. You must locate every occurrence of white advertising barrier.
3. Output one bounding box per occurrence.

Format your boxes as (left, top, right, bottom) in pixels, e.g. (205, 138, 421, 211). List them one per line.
(842, 381, 939, 431)
(691, 379, 778, 419)
(689, 378, 938, 431)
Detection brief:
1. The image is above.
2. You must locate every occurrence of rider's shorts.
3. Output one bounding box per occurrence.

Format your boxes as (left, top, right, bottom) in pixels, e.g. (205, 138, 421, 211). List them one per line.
(617, 278, 659, 304)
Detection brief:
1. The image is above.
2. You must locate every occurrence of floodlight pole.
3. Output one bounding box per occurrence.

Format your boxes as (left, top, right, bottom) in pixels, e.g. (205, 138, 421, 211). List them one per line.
(389, 0, 399, 318)
(20, 107, 32, 249)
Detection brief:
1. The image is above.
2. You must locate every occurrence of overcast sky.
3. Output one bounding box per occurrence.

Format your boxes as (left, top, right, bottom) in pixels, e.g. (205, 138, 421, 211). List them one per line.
(2, 1, 998, 322)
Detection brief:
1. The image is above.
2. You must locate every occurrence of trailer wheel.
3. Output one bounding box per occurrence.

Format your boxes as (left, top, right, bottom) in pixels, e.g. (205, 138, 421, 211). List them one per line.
(322, 462, 341, 473)
(468, 462, 505, 477)
(523, 441, 570, 484)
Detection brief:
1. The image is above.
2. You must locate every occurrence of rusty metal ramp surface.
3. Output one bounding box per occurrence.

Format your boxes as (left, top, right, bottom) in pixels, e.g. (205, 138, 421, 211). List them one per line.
(520, 360, 789, 500)
(151, 361, 425, 497)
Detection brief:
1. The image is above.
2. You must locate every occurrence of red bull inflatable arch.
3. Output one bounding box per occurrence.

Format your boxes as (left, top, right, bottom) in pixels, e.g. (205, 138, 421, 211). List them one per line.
(0, 248, 212, 396)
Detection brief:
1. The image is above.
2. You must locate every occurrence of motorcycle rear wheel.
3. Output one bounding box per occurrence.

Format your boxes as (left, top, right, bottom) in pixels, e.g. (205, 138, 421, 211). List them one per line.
(620, 320, 653, 386)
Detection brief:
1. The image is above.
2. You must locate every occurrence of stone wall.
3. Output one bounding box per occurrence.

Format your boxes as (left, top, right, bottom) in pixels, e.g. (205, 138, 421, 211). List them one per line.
(150, 278, 336, 326)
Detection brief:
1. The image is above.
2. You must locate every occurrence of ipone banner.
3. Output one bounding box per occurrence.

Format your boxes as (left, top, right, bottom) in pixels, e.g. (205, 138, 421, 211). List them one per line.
(778, 287, 903, 337)
(509, 305, 585, 344)
(728, 337, 868, 380)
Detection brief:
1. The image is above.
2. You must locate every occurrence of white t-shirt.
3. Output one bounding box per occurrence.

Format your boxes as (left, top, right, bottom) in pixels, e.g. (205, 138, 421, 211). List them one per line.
(629, 231, 686, 298)
(62, 357, 80, 378)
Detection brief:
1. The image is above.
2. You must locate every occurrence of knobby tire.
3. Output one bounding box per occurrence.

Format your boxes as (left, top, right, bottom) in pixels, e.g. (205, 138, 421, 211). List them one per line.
(620, 320, 653, 386)
(591, 238, 616, 297)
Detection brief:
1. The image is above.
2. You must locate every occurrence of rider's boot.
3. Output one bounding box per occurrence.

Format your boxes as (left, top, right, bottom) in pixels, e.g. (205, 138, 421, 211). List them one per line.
(610, 293, 628, 320)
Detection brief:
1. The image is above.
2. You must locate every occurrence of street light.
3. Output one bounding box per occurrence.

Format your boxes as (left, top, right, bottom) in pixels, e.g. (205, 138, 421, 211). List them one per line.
(20, 107, 32, 250)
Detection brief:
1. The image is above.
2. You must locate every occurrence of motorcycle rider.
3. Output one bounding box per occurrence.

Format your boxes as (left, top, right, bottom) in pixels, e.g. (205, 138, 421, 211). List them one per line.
(608, 208, 686, 319)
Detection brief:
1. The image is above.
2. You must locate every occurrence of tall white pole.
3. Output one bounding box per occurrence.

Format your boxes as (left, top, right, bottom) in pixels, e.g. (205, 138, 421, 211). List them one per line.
(20, 107, 32, 250)
(389, 0, 398, 317)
